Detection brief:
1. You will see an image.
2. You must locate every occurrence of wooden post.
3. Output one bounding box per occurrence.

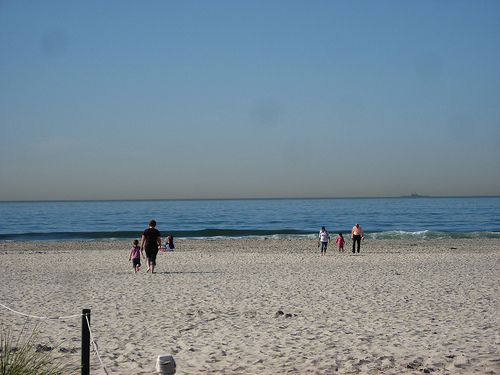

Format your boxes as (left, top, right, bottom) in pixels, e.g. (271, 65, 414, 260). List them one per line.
(81, 309, 91, 375)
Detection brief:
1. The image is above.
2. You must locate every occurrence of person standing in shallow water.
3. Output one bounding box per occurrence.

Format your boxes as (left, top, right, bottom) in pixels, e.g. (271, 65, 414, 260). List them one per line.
(141, 220, 161, 273)
(351, 223, 364, 253)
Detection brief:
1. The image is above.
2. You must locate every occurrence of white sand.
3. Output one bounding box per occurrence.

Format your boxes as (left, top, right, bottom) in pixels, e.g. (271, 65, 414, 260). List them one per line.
(1, 238, 500, 374)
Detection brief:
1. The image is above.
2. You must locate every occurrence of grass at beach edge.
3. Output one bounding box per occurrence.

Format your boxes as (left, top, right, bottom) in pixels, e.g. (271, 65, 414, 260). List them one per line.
(0, 323, 78, 375)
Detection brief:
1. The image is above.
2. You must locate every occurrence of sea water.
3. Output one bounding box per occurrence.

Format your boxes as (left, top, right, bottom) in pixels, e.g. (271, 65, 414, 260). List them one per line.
(0, 197, 499, 241)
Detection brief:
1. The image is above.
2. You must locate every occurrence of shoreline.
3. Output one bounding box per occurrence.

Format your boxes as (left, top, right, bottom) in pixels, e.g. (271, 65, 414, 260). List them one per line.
(2, 238, 500, 374)
(2, 230, 499, 242)
(2, 238, 499, 255)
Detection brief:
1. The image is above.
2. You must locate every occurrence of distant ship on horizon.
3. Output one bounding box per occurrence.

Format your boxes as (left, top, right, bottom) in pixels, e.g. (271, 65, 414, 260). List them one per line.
(401, 192, 429, 198)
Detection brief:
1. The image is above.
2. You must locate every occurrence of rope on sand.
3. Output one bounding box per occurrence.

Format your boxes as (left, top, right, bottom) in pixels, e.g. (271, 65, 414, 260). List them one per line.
(0, 302, 81, 320)
(86, 314, 109, 375)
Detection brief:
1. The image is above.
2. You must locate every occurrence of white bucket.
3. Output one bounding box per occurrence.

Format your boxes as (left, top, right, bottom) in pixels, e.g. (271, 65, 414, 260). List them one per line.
(156, 354, 176, 374)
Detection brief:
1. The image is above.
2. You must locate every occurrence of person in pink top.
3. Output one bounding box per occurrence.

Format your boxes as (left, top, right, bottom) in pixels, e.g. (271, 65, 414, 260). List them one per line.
(335, 233, 345, 252)
(351, 223, 365, 253)
(128, 239, 143, 273)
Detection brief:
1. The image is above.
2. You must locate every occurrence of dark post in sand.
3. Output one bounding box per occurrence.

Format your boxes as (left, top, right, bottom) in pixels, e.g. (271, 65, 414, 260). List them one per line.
(81, 309, 91, 375)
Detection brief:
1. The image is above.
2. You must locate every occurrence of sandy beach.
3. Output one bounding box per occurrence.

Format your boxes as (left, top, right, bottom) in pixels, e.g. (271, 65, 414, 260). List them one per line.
(1, 238, 499, 374)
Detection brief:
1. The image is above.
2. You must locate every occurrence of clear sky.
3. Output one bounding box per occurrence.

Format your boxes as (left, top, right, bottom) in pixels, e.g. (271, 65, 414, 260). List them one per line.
(1, 0, 499, 201)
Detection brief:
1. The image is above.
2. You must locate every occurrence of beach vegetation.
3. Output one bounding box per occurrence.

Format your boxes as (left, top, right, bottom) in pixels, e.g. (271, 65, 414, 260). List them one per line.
(0, 323, 77, 375)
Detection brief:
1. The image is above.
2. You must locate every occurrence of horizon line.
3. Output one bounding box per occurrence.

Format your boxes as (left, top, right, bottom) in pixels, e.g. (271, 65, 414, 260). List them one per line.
(1, 195, 499, 203)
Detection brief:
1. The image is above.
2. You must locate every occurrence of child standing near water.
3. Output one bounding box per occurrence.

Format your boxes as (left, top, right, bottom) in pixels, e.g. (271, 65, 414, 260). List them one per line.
(129, 239, 143, 273)
(335, 233, 345, 253)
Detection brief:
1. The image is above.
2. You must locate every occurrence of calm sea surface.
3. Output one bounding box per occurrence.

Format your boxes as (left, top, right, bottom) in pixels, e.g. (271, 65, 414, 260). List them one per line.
(0, 197, 499, 241)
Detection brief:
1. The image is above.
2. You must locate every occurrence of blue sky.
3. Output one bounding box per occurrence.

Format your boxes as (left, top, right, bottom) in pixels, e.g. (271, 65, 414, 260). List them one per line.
(1, 0, 499, 200)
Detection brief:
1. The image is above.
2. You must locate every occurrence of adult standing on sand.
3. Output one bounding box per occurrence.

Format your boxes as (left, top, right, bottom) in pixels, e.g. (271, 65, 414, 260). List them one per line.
(318, 227, 331, 256)
(141, 220, 161, 273)
(351, 223, 364, 253)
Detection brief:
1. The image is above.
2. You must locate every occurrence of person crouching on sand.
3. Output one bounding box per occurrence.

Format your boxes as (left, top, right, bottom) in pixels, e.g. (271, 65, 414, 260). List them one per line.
(129, 239, 143, 273)
(161, 235, 175, 251)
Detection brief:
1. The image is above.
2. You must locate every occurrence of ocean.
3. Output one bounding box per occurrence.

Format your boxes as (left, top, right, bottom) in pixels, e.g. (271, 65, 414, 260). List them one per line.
(0, 197, 499, 241)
